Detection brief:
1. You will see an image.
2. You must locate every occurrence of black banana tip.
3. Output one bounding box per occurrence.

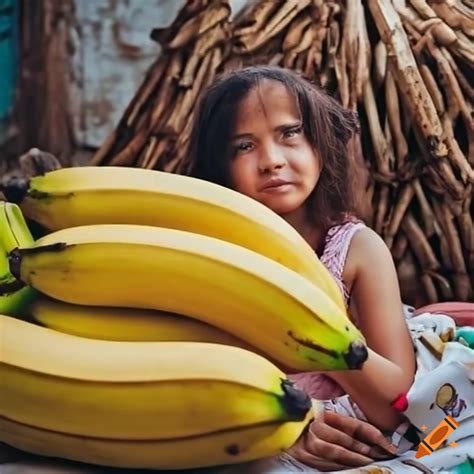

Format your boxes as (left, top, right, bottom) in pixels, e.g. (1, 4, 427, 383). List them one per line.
(0, 176, 29, 204)
(344, 340, 368, 369)
(281, 379, 312, 420)
(0, 249, 24, 295)
(8, 248, 23, 280)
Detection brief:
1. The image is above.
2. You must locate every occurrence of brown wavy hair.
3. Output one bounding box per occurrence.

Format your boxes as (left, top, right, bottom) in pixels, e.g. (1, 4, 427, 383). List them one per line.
(187, 65, 369, 232)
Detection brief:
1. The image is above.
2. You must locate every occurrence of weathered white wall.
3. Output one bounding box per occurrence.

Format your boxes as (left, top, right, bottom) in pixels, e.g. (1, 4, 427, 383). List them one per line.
(74, 0, 247, 149)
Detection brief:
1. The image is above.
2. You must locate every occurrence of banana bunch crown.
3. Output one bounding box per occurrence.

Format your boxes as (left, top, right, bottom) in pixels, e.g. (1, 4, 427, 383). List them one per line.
(0, 202, 37, 315)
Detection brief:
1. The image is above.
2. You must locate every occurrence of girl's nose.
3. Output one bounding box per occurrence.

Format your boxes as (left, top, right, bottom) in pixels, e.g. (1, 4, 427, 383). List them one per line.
(258, 144, 286, 173)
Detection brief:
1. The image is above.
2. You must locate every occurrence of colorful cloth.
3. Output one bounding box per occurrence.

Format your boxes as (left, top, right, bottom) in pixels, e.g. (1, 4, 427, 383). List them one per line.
(265, 311, 474, 473)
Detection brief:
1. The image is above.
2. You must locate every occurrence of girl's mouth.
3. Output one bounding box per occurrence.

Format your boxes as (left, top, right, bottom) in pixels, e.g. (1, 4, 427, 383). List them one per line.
(262, 183, 293, 194)
(260, 178, 292, 192)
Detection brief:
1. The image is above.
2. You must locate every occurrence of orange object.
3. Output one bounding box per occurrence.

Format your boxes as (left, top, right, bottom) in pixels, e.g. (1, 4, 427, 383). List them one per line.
(416, 416, 460, 459)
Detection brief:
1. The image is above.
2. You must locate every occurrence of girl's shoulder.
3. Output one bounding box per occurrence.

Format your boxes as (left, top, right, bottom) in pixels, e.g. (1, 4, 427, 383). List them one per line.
(322, 214, 366, 255)
(345, 225, 391, 266)
(319, 215, 367, 304)
(343, 225, 397, 296)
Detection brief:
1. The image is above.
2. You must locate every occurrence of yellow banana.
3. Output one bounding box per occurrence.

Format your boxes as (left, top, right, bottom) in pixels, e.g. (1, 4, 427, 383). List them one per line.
(5, 224, 367, 371)
(29, 296, 246, 346)
(11, 166, 344, 310)
(0, 412, 313, 470)
(0, 202, 37, 316)
(0, 315, 314, 469)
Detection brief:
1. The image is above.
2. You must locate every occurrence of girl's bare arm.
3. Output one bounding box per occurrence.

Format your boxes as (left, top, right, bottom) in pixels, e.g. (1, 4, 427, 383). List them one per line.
(329, 227, 416, 431)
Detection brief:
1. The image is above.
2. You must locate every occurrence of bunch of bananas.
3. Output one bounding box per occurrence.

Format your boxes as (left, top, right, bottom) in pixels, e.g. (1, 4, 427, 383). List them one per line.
(0, 167, 367, 470)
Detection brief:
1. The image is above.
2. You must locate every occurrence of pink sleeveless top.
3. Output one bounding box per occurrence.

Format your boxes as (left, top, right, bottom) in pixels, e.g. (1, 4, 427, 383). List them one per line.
(288, 218, 366, 400)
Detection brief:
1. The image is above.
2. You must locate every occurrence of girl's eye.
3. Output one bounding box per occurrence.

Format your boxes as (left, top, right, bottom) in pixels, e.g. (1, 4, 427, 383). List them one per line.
(233, 141, 254, 154)
(283, 126, 302, 139)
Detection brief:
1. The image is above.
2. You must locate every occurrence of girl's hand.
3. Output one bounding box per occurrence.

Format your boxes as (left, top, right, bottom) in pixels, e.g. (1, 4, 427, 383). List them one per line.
(286, 411, 397, 471)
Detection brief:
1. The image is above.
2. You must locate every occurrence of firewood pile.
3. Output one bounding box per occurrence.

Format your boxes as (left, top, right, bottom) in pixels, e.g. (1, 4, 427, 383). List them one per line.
(91, 0, 473, 304)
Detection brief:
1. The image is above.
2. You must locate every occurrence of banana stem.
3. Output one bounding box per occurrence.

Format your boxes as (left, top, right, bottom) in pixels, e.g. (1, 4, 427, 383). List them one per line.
(0, 177, 30, 204)
(0, 279, 25, 295)
(281, 379, 312, 420)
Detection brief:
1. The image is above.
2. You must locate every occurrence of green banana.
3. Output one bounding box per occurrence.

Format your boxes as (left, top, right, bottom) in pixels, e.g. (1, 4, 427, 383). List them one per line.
(0, 202, 37, 316)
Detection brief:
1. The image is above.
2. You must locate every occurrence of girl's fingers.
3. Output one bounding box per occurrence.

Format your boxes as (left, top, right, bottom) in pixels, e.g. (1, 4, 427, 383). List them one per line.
(352, 420, 397, 455)
(309, 419, 373, 457)
(369, 445, 398, 460)
(304, 425, 374, 466)
(323, 411, 397, 455)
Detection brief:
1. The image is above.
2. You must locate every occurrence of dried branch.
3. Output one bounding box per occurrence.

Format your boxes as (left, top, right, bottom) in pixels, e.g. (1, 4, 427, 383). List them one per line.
(369, 0, 448, 161)
(386, 184, 415, 248)
(373, 40, 388, 91)
(402, 213, 440, 270)
(385, 70, 409, 169)
(234, 0, 310, 54)
(413, 179, 437, 236)
(163, 3, 230, 50)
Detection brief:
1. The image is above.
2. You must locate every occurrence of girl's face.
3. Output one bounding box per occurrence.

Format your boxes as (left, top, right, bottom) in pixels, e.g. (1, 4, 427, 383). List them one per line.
(228, 80, 321, 216)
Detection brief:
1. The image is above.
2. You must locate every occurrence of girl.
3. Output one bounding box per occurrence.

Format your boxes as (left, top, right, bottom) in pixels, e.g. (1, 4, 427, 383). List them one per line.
(188, 65, 416, 469)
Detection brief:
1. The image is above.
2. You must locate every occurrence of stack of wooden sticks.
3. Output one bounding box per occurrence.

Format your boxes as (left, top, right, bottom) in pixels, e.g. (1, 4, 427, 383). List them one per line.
(92, 0, 473, 304)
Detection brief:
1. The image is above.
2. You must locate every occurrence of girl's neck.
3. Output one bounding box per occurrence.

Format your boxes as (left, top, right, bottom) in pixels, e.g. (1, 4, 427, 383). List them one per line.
(280, 206, 324, 251)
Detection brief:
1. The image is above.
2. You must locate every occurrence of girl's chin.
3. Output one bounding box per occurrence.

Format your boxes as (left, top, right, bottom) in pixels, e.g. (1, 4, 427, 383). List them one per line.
(262, 197, 304, 216)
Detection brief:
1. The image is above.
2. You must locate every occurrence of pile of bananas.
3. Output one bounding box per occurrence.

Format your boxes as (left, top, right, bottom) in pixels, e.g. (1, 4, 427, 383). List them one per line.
(0, 167, 367, 470)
